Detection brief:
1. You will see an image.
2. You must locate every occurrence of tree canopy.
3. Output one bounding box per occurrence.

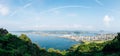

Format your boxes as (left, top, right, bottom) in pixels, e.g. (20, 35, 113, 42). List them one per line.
(0, 28, 8, 36)
(19, 34, 32, 43)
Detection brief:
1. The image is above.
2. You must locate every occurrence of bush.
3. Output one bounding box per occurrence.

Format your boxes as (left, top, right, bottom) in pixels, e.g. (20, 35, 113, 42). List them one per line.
(19, 34, 32, 43)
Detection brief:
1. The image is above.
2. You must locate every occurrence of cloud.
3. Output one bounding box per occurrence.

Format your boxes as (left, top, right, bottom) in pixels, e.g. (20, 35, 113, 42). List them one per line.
(103, 15, 111, 27)
(23, 3, 32, 8)
(95, 0, 103, 6)
(40, 5, 91, 14)
(49, 5, 91, 10)
(95, 0, 120, 14)
(9, 10, 18, 16)
(10, 3, 32, 16)
(0, 4, 9, 16)
(20, 24, 94, 30)
(52, 10, 61, 15)
(67, 13, 78, 17)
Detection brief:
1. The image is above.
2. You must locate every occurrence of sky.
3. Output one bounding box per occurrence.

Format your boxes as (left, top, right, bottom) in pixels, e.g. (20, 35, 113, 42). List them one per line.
(0, 0, 120, 32)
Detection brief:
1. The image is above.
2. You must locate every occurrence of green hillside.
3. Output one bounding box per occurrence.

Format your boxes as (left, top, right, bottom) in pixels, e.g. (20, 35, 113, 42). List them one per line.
(0, 28, 120, 56)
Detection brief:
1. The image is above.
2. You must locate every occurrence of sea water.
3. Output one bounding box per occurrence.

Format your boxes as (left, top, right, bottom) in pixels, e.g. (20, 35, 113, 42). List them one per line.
(10, 32, 80, 50)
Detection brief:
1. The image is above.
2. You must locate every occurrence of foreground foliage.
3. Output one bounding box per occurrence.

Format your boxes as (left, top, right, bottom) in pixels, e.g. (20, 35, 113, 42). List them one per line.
(0, 28, 120, 56)
(0, 28, 62, 56)
(66, 33, 120, 56)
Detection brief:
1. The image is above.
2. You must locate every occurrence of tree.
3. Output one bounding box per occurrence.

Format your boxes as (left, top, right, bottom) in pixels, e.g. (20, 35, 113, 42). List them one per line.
(48, 48, 56, 52)
(19, 34, 31, 43)
(102, 33, 120, 52)
(0, 28, 8, 36)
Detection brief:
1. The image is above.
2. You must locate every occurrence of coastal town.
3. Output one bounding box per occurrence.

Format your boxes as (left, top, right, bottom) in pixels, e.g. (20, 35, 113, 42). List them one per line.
(59, 33, 117, 42)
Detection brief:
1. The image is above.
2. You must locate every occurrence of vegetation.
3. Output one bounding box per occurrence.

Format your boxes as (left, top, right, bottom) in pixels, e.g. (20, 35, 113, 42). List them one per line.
(0, 28, 8, 36)
(0, 28, 63, 56)
(66, 33, 120, 56)
(0, 30, 41, 56)
(19, 34, 32, 43)
(0, 28, 120, 56)
(102, 33, 120, 54)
